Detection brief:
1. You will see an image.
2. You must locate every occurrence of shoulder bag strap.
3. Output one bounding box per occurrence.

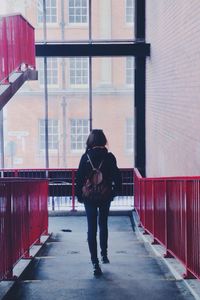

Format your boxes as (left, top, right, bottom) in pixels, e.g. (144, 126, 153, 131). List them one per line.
(87, 154, 104, 170)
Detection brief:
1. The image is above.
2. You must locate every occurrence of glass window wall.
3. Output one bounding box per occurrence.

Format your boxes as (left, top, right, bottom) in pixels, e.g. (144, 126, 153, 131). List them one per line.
(0, 1, 135, 168)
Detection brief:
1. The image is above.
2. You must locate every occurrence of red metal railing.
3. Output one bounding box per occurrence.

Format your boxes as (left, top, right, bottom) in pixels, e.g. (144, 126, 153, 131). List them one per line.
(0, 14, 35, 84)
(134, 168, 200, 280)
(0, 178, 48, 281)
(0, 168, 134, 211)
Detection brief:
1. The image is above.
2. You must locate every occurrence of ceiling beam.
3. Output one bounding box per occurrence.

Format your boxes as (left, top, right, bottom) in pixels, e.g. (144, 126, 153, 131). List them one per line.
(35, 42, 150, 57)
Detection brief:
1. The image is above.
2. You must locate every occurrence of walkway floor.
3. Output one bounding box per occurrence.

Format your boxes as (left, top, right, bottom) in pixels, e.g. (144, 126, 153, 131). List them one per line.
(4, 215, 195, 300)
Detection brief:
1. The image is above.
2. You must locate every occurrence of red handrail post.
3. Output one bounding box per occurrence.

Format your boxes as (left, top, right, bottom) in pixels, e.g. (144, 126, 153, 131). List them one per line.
(164, 181, 173, 258)
(71, 169, 77, 212)
(4, 183, 17, 280)
(137, 178, 142, 227)
(151, 181, 159, 245)
(23, 250, 33, 259)
(23, 193, 33, 259)
(143, 178, 150, 235)
(132, 169, 134, 208)
(183, 180, 196, 279)
(34, 237, 43, 246)
(2, 18, 9, 84)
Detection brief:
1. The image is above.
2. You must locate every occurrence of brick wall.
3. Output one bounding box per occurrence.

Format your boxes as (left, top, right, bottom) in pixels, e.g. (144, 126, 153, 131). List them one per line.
(146, 0, 200, 176)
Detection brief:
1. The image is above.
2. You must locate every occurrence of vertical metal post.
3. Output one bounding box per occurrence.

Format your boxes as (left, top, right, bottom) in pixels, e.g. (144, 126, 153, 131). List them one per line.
(4, 188, 15, 280)
(43, 0, 47, 42)
(61, 97, 67, 167)
(134, 57, 146, 176)
(135, 0, 146, 41)
(44, 57, 49, 169)
(183, 180, 196, 279)
(134, 0, 146, 177)
(164, 181, 173, 258)
(89, 57, 92, 132)
(2, 18, 9, 84)
(89, 0, 92, 131)
(0, 110, 4, 168)
(61, 0, 67, 167)
(89, 0, 92, 43)
(61, 0, 65, 40)
(71, 169, 76, 212)
(152, 181, 159, 245)
(43, 0, 49, 168)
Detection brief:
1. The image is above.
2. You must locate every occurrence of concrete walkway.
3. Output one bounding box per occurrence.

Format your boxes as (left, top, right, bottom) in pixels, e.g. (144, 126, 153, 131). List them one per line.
(4, 215, 195, 300)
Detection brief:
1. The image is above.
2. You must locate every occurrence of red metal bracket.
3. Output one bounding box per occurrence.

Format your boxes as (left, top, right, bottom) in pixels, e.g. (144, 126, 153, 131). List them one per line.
(163, 250, 174, 258)
(183, 271, 196, 279)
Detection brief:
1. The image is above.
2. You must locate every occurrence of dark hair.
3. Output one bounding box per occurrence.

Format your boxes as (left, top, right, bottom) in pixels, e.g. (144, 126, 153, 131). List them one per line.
(86, 129, 107, 150)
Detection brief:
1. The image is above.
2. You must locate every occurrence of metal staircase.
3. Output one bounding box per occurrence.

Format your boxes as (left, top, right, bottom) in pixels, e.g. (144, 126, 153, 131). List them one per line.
(0, 14, 37, 110)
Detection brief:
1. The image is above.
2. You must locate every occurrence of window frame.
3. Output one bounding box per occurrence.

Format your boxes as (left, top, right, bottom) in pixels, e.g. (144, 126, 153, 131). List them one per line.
(37, 0, 58, 25)
(126, 118, 134, 152)
(69, 57, 89, 88)
(68, 0, 88, 26)
(39, 119, 59, 151)
(125, 0, 134, 25)
(126, 56, 134, 86)
(37, 57, 59, 88)
(70, 119, 89, 152)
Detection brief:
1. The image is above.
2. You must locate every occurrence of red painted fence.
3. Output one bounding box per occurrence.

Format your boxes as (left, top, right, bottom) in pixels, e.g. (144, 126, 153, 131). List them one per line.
(0, 179, 48, 281)
(134, 168, 200, 280)
(0, 168, 134, 211)
(0, 14, 35, 84)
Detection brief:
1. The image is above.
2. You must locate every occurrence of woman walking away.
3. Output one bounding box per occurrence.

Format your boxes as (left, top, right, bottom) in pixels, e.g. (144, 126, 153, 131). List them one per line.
(76, 129, 122, 276)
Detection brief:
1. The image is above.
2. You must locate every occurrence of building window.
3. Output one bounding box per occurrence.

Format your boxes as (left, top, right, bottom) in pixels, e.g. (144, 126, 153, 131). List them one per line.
(37, 58, 58, 87)
(37, 0, 57, 24)
(126, 119, 133, 152)
(39, 119, 59, 150)
(69, 57, 88, 86)
(126, 0, 134, 24)
(68, 0, 88, 24)
(70, 119, 89, 151)
(126, 57, 134, 85)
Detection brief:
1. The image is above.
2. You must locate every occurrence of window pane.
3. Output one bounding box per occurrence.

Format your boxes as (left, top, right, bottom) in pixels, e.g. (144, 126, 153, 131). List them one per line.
(37, 0, 57, 25)
(126, 0, 134, 24)
(92, 0, 134, 40)
(68, 0, 88, 27)
(126, 119, 134, 152)
(92, 57, 134, 167)
(1, 0, 135, 42)
(2, 56, 134, 168)
(126, 57, 134, 85)
(70, 119, 89, 151)
(38, 119, 59, 150)
(37, 57, 58, 87)
(69, 57, 88, 86)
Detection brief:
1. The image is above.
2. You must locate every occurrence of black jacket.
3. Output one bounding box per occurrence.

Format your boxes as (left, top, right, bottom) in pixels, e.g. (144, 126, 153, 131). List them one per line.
(76, 147, 122, 203)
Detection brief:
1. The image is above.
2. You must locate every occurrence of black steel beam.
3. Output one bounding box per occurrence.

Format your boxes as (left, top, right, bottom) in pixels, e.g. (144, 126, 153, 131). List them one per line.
(134, 57, 146, 177)
(135, 0, 146, 177)
(135, 0, 146, 41)
(35, 42, 150, 57)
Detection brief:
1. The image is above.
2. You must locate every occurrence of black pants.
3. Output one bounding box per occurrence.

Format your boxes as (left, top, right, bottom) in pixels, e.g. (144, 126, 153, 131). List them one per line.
(84, 201, 111, 264)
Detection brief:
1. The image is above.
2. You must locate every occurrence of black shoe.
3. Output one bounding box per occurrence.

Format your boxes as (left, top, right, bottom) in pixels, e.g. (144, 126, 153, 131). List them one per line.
(101, 256, 110, 264)
(93, 263, 102, 276)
